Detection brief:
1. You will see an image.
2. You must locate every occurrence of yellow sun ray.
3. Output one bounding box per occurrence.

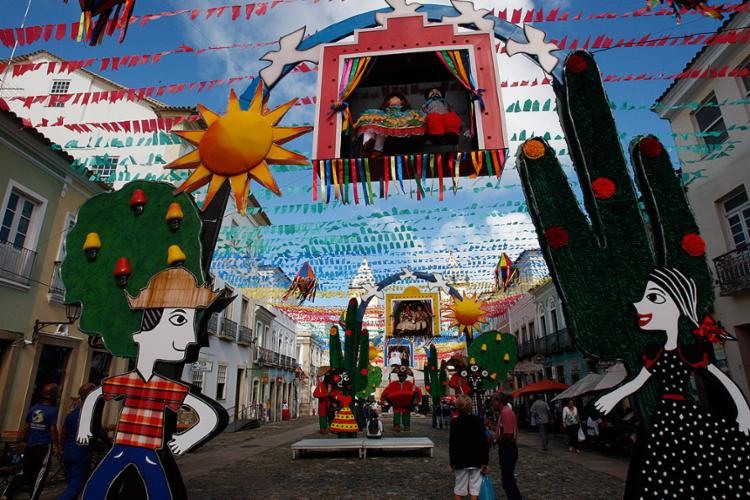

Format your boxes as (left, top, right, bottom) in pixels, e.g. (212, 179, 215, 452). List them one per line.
(272, 125, 314, 144)
(266, 144, 309, 165)
(248, 83, 264, 115)
(227, 89, 242, 113)
(262, 98, 297, 126)
(229, 174, 250, 214)
(173, 164, 212, 194)
(197, 104, 220, 126)
(164, 149, 202, 170)
(202, 174, 227, 208)
(166, 80, 312, 212)
(248, 161, 281, 195)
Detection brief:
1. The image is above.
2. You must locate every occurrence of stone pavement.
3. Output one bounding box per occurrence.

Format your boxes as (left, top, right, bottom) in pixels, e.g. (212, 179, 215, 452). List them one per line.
(39, 414, 628, 499)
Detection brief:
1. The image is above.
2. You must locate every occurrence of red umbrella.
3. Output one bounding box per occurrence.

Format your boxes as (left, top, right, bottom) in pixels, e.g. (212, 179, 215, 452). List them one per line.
(510, 379, 569, 398)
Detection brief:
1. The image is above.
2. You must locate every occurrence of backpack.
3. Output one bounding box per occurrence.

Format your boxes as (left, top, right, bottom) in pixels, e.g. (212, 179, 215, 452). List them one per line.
(367, 417, 380, 435)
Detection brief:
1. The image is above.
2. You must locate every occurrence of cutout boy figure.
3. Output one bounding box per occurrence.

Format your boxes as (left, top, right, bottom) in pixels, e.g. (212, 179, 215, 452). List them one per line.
(76, 268, 221, 500)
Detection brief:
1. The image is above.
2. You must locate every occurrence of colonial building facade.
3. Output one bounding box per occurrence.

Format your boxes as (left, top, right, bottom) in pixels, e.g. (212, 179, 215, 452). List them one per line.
(654, 9, 750, 396)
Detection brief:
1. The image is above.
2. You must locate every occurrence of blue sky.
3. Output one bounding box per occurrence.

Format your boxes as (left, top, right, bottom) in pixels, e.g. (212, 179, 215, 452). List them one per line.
(4, 0, 727, 301)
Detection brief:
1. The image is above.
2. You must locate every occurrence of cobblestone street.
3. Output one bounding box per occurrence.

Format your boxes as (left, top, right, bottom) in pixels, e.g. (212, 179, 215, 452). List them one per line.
(40, 414, 627, 499)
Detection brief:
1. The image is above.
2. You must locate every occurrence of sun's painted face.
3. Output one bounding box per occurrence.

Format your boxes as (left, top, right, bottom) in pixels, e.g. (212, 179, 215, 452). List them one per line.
(633, 281, 680, 332)
(166, 82, 312, 214)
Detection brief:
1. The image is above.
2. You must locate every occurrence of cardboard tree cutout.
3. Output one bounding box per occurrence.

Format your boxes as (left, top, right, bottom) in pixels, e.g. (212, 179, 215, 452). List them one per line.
(76, 267, 223, 499)
(467, 330, 518, 390)
(516, 50, 750, 496)
(62, 181, 230, 499)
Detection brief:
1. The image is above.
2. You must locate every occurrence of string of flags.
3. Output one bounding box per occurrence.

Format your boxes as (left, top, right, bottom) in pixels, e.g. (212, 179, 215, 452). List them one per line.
(313, 150, 508, 205)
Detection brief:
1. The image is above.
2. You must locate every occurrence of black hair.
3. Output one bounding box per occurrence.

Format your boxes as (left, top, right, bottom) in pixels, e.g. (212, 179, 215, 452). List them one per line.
(141, 308, 164, 332)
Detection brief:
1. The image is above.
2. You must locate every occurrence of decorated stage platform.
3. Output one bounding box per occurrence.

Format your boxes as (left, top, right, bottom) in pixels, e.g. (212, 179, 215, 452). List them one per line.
(291, 437, 434, 459)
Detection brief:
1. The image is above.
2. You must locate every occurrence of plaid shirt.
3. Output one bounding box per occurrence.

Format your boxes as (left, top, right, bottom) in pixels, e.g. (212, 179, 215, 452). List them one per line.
(102, 371, 189, 450)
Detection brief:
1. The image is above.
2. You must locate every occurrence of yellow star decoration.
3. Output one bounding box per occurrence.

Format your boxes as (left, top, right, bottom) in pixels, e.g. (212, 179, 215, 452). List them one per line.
(166, 82, 312, 214)
(446, 292, 487, 334)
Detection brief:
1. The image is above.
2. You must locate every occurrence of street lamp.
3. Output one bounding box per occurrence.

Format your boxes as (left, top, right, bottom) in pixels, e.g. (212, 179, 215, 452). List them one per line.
(31, 302, 82, 343)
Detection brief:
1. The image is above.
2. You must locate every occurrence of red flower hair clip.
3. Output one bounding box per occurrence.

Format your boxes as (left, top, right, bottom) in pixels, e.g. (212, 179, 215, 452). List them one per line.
(692, 315, 736, 343)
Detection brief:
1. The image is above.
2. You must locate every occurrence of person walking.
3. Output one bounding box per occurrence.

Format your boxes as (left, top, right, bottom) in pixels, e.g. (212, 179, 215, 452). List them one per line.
(441, 400, 452, 428)
(59, 383, 97, 500)
(2, 383, 59, 500)
(529, 396, 551, 450)
(562, 399, 581, 453)
(449, 395, 489, 500)
(491, 393, 521, 500)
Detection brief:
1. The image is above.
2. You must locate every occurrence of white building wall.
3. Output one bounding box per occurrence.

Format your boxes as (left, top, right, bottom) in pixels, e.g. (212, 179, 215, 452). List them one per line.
(0, 52, 195, 188)
(657, 10, 750, 397)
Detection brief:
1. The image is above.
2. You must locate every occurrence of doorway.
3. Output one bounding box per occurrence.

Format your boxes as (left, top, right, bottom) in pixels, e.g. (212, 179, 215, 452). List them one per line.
(234, 368, 244, 420)
(32, 344, 71, 405)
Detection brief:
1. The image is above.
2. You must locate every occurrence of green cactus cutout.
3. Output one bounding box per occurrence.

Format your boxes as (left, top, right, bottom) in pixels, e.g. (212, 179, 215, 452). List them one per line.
(516, 51, 713, 425)
(467, 331, 518, 390)
(61, 181, 205, 358)
(330, 298, 377, 399)
(424, 345, 446, 402)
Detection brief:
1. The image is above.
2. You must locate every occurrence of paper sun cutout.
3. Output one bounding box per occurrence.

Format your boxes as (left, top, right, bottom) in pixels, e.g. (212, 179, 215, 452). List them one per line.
(447, 293, 487, 334)
(166, 83, 312, 214)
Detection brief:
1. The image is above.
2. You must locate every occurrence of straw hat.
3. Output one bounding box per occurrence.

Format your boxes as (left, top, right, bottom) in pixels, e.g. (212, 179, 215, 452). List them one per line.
(126, 267, 219, 309)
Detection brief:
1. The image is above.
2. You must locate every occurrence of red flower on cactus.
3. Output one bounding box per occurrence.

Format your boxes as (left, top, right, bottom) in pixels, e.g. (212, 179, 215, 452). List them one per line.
(545, 226, 569, 249)
(360, 368, 368, 376)
(425, 385, 431, 392)
(566, 54, 588, 74)
(592, 177, 616, 200)
(345, 329, 352, 337)
(681, 233, 705, 256)
(640, 137, 663, 158)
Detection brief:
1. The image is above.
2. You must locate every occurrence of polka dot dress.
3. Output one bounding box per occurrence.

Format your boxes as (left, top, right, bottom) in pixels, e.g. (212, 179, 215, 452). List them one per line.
(638, 349, 750, 499)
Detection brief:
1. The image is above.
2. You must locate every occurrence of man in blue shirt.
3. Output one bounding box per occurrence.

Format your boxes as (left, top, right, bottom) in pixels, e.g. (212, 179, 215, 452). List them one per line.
(1, 383, 59, 500)
(59, 383, 96, 500)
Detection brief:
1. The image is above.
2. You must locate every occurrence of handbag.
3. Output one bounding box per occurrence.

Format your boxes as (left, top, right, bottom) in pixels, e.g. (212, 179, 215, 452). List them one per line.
(578, 426, 586, 442)
(478, 474, 496, 500)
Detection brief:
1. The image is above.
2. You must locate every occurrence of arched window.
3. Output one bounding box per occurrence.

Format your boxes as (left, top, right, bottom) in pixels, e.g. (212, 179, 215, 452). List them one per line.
(537, 303, 547, 338)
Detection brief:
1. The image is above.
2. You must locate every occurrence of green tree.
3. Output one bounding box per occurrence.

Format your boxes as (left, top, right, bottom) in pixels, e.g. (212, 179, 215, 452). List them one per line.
(467, 331, 518, 390)
(62, 181, 205, 357)
(516, 51, 713, 425)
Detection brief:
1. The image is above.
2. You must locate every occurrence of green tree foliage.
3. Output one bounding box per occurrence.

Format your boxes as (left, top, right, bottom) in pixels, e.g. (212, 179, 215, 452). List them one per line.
(516, 51, 713, 424)
(467, 331, 518, 390)
(62, 181, 205, 357)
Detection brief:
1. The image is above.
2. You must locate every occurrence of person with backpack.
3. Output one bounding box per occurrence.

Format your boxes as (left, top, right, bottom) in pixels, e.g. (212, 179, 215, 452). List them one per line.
(366, 412, 383, 439)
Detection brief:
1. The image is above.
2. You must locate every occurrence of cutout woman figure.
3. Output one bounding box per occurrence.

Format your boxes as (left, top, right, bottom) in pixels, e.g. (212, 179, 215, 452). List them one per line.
(595, 267, 750, 498)
(76, 268, 221, 500)
(354, 92, 425, 158)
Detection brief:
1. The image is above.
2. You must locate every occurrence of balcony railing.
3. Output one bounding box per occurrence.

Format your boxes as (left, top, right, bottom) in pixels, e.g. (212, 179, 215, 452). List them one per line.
(257, 346, 275, 366)
(207, 313, 219, 335)
(48, 261, 65, 303)
(0, 240, 36, 286)
(516, 328, 574, 358)
(237, 325, 253, 345)
(714, 246, 750, 296)
(255, 346, 296, 369)
(219, 318, 238, 341)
